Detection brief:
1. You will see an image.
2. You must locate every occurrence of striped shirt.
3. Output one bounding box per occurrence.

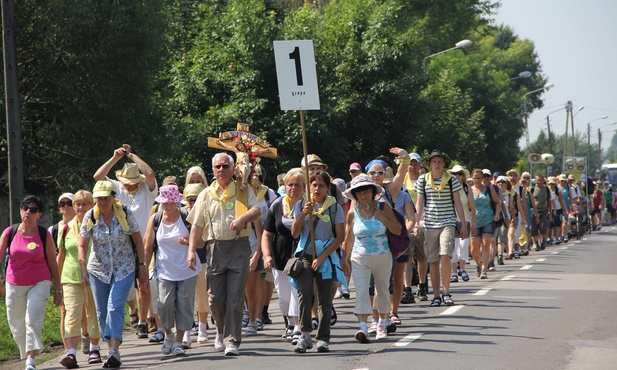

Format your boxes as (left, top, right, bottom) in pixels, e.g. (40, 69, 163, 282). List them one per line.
(416, 174, 462, 229)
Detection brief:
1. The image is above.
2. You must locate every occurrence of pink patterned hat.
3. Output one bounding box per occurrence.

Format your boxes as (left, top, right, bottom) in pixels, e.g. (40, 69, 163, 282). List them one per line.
(155, 185, 183, 204)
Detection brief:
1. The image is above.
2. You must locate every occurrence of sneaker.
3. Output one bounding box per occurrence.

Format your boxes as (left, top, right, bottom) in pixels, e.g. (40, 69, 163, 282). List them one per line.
(417, 283, 428, 301)
(103, 350, 121, 368)
(376, 325, 387, 340)
(290, 330, 303, 345)
(522, 248, 530, 256)
(25, 365, 36, 370)
(481, 271, 488, 279)
(311, 317, 319, 330)
(284, 326, 294, 340)
(442, 293, 454, 306)
(81, 334, 90, 354)
(60, 353, 78, 369)
(430, 297, 442, 307)
(385, 318, 396, 333)
(334, 289, 343, 299)
(450, 274, 458, 283)
(368, 321, 377, 334)
(316, 340, 329, 353)
(476, 265, 482, 277)
(401, 287, 415, 304)
(197, 330, 208, 344)
(242, 309, 249, 327)
(149, 331, 165, 343)
(514, 251, 520, 259)
(354, 329, 370, 343)
(261, 311, 273, 325)
(172, 344, 186, 357)
(330, 306, 337, 326)
(161, 337, 173, 355)
(461, 270, 470, 282)
(340, 286, 350, 299)
(497, 255, 504, 265)
(245, 322, 258, 336)
(224, 343, 239, 356)
(147, 316, 157, 333)
(182, 331, 192, 349)
(87, 350, 102, 364)
(293, 336, 313, 353)
(532, 243, 540, 252)
(214, 333, 225, 352)
(488, 259, 495, 271)
(256, 318, 263, 331)
(137, 323, 148, 338)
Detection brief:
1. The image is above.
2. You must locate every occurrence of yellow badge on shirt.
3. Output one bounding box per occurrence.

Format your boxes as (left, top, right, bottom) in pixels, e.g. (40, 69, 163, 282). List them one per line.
(27, 242, 37, 251)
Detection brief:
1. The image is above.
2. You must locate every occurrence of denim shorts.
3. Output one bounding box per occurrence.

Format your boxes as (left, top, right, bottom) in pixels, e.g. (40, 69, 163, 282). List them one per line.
(472, 221, 496, 238)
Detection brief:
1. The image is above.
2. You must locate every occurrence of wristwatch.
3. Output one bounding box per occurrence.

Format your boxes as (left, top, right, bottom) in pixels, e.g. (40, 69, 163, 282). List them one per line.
(138, 262, 147, 266)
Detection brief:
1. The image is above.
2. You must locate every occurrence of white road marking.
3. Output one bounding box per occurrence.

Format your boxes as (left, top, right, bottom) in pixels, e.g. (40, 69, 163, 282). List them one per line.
(439, 306, 464, 315)
(501, 275, 516, 281)
(551, 251, 559, 254)
(392, 333, 423, 347)
(521, 265, 533, 270)
(561, 246, 569, 249)
(474, 288, 492, 296)
(536, 258, 547, 262)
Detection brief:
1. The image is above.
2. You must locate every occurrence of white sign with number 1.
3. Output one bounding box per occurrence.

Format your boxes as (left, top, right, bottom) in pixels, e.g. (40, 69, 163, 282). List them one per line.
(273, 40, 320, 111)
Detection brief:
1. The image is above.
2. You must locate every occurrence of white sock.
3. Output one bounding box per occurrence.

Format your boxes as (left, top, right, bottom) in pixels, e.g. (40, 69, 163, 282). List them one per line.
(90, 344, 100, 352)
(294, 325, 301, 332)
(199, 322, 207, 333)
(288, 317, 295, 326)
(26, 358, 35, 366)
(67, 348, 77, 356)
(359, 322, 367, 332)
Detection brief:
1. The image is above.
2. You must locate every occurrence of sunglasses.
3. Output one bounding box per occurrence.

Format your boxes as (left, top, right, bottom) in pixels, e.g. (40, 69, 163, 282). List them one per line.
(483, 174, 491, 178)
(59, 201, 73, 207)
(523, 177, 530, 180)
(368, 171, 385, 176)
(21, 205, 40, 213)
(454, 172, 464, 176)
(213, 164, 231, 170)
(497, 181, 506, 184)
(187, 198, 196, 204)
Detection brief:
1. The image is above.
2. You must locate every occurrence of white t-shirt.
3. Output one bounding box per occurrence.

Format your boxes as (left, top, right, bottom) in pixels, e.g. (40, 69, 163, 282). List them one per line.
(153, 215, 201, 281)
(107, 177, 158, 237)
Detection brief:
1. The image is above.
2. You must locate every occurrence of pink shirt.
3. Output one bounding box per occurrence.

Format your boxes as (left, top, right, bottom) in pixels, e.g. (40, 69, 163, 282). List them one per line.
(4, 227, 52, 286)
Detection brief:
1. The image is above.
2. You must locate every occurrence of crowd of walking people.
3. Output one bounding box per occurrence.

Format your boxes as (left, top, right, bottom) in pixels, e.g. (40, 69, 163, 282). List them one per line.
(0, 143, 609, 369)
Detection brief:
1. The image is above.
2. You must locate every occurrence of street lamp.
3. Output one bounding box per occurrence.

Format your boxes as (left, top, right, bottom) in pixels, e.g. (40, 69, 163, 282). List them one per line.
(510, 70, 531, 81)
(423, 39, 472, 74)
(522, 83, 555, 172)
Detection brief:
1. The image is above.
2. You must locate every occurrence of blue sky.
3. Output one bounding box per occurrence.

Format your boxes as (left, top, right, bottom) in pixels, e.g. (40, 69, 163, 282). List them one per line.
(491, 0, 617, 153)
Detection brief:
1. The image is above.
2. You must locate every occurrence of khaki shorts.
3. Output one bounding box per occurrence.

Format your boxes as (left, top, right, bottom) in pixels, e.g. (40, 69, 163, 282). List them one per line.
(411, 231, 427, 262)
(423, 226, 455, 263)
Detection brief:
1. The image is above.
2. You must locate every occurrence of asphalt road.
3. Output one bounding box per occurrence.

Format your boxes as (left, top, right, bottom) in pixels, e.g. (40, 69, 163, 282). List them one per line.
(32, 225, 617, 370)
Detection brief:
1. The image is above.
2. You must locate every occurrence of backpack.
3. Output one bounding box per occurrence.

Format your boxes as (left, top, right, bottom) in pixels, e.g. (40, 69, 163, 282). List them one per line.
(383, 186, 416, 214)
(6, 224, 50, 273)
(152, 205, 191, 257)
(421, 175, 455, 207)
(378, 202, 409, 259)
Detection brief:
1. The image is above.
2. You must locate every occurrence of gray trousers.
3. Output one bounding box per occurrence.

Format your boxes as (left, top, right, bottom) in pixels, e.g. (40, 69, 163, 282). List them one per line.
(205, 237, 251, 347)
(296, 254, 333, 343)
(158, 275, 198, 331)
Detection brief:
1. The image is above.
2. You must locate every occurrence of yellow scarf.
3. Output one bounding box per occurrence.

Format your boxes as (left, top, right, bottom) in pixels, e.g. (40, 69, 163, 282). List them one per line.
(69, 217, 81, 239)
(425, 172, 447, 197)
(312, 195, 336, 221)
(87, 199, 130, 233)
(254, 184, 269, 202)
(207, 180, 237, 202)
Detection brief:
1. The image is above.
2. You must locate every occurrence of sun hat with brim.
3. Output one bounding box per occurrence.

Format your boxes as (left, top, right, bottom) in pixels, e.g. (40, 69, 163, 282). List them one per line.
(115, 163, 146, 185)
(184, 183, 205, 198)
(92, 181, 115, 198)
(423, 150, 451, 168)
(301, 154, 328, 170)
(558, 174, 567, 181)
(496, 175, 508, 183)
(547, 177, 557, 185)
(58, 192, 74, 203)
(447, 165, 470, 180)
(155, 185, 183, 204)
(482, 169, 492, 176)
(343, 174, 384, 200)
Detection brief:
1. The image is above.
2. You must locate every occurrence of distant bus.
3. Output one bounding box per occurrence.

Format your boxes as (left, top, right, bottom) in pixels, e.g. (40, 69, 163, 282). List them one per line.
(601, 163, 617, 186)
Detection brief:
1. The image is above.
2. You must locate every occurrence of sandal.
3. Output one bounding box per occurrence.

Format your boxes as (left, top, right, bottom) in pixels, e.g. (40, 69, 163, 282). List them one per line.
(442, 293, 454, 306)
(87, 350, 102, 364)
(330, 306, 337, 326)
(430, 297, 442, 307)
(311, 317, 319, 330)
(129, 311, 139, 328)
(460, 270, 470, 282)
(389, 313, 401, 325)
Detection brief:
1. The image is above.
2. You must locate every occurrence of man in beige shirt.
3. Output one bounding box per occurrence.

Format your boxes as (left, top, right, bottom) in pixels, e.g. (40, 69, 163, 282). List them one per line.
(187, 153, 261, 356)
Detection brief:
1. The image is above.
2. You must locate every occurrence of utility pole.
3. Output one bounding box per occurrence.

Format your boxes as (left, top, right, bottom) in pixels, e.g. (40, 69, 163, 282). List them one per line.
(562, 101, 573, 174)
(547, 115, 553, 154)
(598, 128, 602, 166)
(2, 0, 24, 224)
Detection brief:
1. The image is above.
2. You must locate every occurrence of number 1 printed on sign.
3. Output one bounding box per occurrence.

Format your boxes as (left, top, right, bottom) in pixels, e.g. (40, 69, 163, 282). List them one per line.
(289, 46, 303, 86)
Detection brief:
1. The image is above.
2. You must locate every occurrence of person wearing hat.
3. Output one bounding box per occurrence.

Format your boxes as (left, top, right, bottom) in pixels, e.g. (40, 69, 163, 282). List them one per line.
(49, 193, 76, 249)
(78, 180, 148, 368)
(401, 153, 428, 303)
(446, 165, 476, 283)
(186, 152, 262, 356)
(348, 162, 362, 181)
(590, 182, 606, 230)
(342, 174, 401, 342)
(93, 144, 158, 339)
(558, 174, 576, 241)
(530, 175, 553, 251)
(301, 154, 347, 212)
(547, 176, 567, 244)
(142, 185, 201, 357)
(602, 181, 614, 225)
(415, 150, 467, 307)
(505, 169, 527, 258)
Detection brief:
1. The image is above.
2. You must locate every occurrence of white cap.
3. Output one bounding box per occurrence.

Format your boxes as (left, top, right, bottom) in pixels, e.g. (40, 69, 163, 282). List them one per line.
(58, 192, 74, 203)
(482, 169, 491, 176)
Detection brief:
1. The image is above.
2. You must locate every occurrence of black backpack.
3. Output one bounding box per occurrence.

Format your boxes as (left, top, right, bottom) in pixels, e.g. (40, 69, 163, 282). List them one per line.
(6, 224, 50, 273)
